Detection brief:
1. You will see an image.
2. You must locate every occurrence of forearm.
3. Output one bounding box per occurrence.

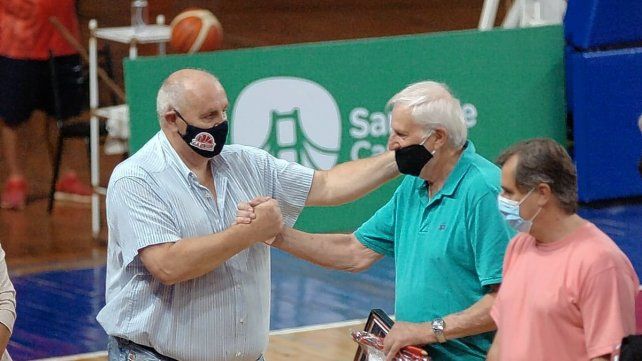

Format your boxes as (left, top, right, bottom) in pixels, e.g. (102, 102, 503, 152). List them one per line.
(442, 292, 497, 341)
(274, 228, 380, 272)
(0, 323, 9, 355)
(486, 333, 500, 361)
(142, 224, 260, 284)
(307, 151, 398, 206)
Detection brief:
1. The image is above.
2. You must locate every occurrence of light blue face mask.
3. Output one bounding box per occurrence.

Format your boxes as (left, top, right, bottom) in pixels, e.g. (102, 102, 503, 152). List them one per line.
(497, 188, 541, 232)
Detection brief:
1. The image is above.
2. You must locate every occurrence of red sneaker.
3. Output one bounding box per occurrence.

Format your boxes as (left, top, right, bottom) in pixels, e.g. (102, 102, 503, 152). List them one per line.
(1, 177, 28, 210)
(55, 172, 92, 203)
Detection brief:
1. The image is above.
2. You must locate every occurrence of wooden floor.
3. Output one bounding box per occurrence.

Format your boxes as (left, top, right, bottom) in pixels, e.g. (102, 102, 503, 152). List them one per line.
(32, 324, 365, 361)
(0, 1, 508, 359)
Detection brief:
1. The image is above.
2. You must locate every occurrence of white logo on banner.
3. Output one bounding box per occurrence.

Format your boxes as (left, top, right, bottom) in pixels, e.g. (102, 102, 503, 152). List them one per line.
(232, 77, 341, 169)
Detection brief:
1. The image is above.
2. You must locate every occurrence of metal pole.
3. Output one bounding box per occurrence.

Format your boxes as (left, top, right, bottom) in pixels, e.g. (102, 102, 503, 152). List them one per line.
(479, 0, 500, 30)
(89, 19, 101, 239)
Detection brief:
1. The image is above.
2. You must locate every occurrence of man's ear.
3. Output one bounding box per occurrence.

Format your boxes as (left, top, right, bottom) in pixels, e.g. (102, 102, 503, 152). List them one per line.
(164, 111, 179, 129)
(433, 127, 448, 149)
(536, 183, 552, 207)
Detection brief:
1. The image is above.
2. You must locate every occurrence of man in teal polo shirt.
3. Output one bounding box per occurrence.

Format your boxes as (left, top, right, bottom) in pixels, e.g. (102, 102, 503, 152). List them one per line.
(237, 81, 513, 360)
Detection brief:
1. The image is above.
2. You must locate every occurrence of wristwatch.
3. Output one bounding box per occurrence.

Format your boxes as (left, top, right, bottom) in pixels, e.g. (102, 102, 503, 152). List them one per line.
(431, 318, 447, 343)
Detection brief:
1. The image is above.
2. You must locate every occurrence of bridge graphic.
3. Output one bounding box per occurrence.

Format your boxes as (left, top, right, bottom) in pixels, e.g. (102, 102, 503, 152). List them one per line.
(261, 108, 337, 170)
(232, 77, 342, 170)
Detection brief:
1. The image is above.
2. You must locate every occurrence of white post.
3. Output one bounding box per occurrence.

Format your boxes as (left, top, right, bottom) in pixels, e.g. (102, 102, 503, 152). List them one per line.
(479, 0, 500, 30)
(129, 39, 138, 59)
(502, 0, 524, 28)
(157, 14, 167, 55)
(89, 19, 101, 239)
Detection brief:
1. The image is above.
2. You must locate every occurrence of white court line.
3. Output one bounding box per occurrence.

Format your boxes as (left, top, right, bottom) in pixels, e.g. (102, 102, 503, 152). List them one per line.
(33, 351, 107, 361)
(271, 314, 396, 335)
(269, 318, 366, 335)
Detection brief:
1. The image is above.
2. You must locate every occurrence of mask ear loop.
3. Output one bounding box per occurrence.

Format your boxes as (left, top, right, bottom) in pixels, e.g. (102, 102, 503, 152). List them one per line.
(517, 187, 536, 206)
(517, 187, 542, 225)
(420, 130, 436, 155)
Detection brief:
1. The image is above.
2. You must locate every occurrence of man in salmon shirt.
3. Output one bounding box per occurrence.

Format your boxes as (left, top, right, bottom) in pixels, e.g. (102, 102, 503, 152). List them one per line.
(488, 138, 639, 361)
(0, 0, 91, 210)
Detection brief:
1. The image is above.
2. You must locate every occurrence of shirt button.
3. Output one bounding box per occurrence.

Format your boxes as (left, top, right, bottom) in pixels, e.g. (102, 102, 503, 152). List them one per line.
(240, 318, 245, 324)
(235, 352, 241, 357)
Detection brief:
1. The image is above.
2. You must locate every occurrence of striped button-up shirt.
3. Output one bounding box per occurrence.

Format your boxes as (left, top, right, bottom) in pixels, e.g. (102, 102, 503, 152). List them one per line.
(96, 131, 313, 361)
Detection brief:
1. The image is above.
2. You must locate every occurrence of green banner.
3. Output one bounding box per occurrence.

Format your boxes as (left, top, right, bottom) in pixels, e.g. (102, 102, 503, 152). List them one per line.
(124, 25, 565, 232)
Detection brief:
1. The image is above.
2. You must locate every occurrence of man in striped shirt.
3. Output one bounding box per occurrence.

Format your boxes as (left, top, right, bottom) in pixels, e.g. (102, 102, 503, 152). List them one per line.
(96, 69, 399, 361)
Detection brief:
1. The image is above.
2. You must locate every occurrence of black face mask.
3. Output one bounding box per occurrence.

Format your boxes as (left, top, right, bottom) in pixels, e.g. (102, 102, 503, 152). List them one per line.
(175, 110, 228, 158)
(395, 139, 434, 176)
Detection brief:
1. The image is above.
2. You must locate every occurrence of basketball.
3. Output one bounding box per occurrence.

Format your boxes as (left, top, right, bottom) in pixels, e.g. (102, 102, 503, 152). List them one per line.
(169, 9, 223, 54)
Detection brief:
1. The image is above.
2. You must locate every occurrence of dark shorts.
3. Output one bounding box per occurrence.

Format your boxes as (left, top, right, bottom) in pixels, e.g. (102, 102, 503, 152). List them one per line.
(0, 54, 84, 127)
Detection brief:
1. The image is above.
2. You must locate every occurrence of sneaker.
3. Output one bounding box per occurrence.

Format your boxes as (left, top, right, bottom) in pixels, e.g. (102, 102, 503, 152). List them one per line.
(55, 172, 92, 203)
(1, 177, 28, 210)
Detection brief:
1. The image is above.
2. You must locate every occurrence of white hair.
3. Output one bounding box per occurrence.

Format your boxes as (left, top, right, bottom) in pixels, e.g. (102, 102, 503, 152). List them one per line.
(388, 81, 467, 148)
(156, 79, 186, 125)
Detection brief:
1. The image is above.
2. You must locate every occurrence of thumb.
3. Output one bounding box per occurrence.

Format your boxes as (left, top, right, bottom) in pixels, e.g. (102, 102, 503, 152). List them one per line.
(249, 196, 272, 207)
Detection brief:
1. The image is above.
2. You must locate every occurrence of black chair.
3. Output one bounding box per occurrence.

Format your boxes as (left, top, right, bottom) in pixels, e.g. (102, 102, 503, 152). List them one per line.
(47, 46, 116, 213)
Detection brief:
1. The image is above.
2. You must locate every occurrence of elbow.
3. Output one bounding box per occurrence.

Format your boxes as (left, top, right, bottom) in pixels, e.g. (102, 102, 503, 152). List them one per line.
(151, 268, 181, 286)
(347, 258, 373, 273)
(145, 262, 183, 286)
(343, 245, 375, 273)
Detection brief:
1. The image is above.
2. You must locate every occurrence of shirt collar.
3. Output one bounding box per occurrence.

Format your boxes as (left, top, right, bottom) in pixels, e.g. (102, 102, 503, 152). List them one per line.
(158, 131, 199, 182)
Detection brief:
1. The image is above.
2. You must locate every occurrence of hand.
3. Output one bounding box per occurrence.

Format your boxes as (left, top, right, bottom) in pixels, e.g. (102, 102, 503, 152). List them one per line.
(235, 196, 271, 225)
(383, 321, 432, 361)
(247, 198, 283, 243)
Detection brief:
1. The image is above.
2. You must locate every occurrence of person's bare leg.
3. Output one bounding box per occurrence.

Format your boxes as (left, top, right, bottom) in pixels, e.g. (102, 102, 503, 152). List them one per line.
(2, 122, 23, 180)
(1, 120, 28, 209)
(2, 125, 24, 179)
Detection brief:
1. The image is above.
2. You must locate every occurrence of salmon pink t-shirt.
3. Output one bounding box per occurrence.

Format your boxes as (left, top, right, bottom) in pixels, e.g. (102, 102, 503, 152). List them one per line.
(491, 222, 639, 361)
(0, 0, 80, 60)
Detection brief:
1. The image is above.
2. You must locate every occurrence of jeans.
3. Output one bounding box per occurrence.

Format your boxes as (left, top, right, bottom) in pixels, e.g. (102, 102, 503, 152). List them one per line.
(108, 337, 176, 361)
(108, 337, 266, 361)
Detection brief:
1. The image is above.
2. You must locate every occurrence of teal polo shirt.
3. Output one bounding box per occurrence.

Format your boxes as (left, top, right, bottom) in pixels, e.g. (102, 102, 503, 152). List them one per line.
(355, 141, 513, 361)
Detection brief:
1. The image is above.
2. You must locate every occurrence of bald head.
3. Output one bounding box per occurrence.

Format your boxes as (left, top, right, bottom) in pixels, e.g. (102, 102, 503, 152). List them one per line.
(156, 69, 225, 126)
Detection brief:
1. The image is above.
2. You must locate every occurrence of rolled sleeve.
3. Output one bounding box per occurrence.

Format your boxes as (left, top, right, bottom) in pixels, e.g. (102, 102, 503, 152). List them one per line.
(580, 266, 638, 358)
(270, 157, 314, 227)
(0, 246, 15, 335)
(467, 191, 513, 288)
(107, 177, 181, 266)
(354, 192, 397, 257)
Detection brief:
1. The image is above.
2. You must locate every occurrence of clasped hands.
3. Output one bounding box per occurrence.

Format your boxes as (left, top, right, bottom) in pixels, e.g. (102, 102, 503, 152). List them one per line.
(235, 196, 281, 245)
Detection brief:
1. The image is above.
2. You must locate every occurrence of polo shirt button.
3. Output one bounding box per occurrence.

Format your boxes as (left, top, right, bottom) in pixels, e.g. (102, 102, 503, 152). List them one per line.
(236, 352, 241, 357)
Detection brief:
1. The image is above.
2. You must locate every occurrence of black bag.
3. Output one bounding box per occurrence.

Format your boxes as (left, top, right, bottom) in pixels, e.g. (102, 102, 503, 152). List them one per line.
(619, 335, 642, 361)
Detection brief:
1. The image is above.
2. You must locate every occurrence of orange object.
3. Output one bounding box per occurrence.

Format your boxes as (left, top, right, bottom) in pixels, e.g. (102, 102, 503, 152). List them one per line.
(170, 9, 223, 54)
(0, 0, 80, 60)
(55, 172, 92, 200)
(1, 177, 27, 210)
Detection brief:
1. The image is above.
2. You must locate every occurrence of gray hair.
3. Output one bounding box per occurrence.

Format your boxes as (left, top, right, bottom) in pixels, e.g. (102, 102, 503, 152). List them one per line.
(156, 78, 186, 125)
(496, 138, 578, 214)
(387, 81, 467, 148)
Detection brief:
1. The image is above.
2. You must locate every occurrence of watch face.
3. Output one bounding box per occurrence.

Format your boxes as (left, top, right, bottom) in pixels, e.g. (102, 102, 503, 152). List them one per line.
(432, 318, 445, 330)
